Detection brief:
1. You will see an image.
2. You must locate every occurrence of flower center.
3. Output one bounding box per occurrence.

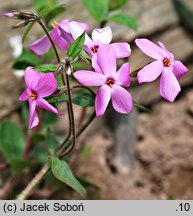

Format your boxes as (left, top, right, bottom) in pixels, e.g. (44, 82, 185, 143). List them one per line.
(29, 92, 37, 100)
(163, 58, 171, 67)
(52, 21, 59, 28)
(106, 78, 115, 87)
(91, 45, 99, 54)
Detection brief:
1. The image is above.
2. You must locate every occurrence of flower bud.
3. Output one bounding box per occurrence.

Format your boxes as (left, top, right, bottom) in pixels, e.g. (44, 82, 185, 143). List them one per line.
(12, 20, 29, 29)
(4, 12, 14, 18)
(12, 10, 39, 21)
(55, 63, 65, 76)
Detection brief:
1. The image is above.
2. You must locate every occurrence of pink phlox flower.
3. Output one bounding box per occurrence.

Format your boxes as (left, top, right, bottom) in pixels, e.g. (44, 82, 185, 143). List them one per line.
(29, 20, 89, 55)
(135, 38, 188, 102)
(19, 67, 62, 128)
(74, 45, 132, 116)
(69, 22, 131, 71)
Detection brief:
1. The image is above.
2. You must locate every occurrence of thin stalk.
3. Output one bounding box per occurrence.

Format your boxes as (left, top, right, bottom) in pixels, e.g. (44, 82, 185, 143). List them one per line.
(37, 19, 72, 147)
(16, 111, 96, 200)
(37, 20, 60, 63)
(62, 74, 76, 156)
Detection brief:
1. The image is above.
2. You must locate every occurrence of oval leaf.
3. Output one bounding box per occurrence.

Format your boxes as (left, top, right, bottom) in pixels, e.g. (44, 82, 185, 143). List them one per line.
(39, 4, 65, 21)
(108, 14, 138, 31)
(67, 32, 85, 60)
(72, 92, 95, 107)
(47, 92, 95, 107)
(13, 49, 41, 70)
(46, 128, 60, 154)
(0, 121, 25, 163)
(51, 156, 86, 196)
(83, 0, 108, 21)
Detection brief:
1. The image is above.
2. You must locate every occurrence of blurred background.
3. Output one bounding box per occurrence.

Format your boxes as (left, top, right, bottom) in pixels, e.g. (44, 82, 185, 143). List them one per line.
(0, 0, 193, 199)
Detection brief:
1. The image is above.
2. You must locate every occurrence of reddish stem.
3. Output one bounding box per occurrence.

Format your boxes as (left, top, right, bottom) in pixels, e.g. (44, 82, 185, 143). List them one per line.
(77, 107, 87, 129)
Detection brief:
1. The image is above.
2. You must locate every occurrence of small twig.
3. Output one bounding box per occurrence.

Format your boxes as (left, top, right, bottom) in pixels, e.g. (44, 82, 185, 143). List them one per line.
(16, 163, 50, 200)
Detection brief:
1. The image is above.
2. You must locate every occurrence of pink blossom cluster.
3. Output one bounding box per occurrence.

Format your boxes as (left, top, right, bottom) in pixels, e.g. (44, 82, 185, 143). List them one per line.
(4, 14, 188, 128)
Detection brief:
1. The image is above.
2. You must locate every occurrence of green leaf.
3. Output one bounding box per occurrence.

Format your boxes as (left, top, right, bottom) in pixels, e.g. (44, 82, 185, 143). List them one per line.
(83, 0, 108, 21)
(46, 128, 60, 154)
(34, 64, 57, 73)
(108, 0, 128, 11)
(133, 101, 151, 112)
(43, 110, 58, 128)
(67, 32, 86, 60)
(130, 70, 138, 78)
(10, 159, 38, 174)
(39, 4, 65, 22)
(47, 95, 68, 104)
(21, 103, 29, 129)
(48, 92, 95, 107)
(0, 121, 25, 163)
(173, 0, 193, 31)
(76, 176, 99, 190)
(72, 92, 95, 107)
(33, 0, 56, 11)
(13, 49, 41, 70)
(51, 156, 86, 196)
(32, 133, 45, 146)
(108, 14, 138, 30)
(45, 5, 65, 23)
(22, 22, 35, 44)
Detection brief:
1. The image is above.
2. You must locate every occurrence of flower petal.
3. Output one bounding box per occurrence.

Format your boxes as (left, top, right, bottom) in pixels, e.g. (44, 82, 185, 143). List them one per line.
(18, 88, 30, 101)
(50, 27, 69, 50)
(111, 84, 132, 114)
(92, 26, 112, 44)
(91, 55, 103, 73)
(135, 38, 164, 60)
(158, 41, 174, 59)
(111, 42, 131, 58)
(35, 72, 57, 97)
(74, 70, 106, 86)
(95, 85, 111, 116)
(172, 60, 188, 79)
(97, 45, 117, 77)
(24, 67, 41, 91)
(115, 63, 130, 87)
(29, 100, 39, 128)
(58, 20, 71, 32)
(137, 60, 164, 83)
(36, 98, 61, 115)
(160, 67, 181, 102)
(69, 21, 92, 47)
(29, 35, 51, 55)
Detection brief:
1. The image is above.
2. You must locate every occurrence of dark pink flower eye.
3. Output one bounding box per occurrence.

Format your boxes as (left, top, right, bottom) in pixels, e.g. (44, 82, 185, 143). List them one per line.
(91, 45, 99, 53)
(163, 58, 171, 67)
(106, 78, 115, 87)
